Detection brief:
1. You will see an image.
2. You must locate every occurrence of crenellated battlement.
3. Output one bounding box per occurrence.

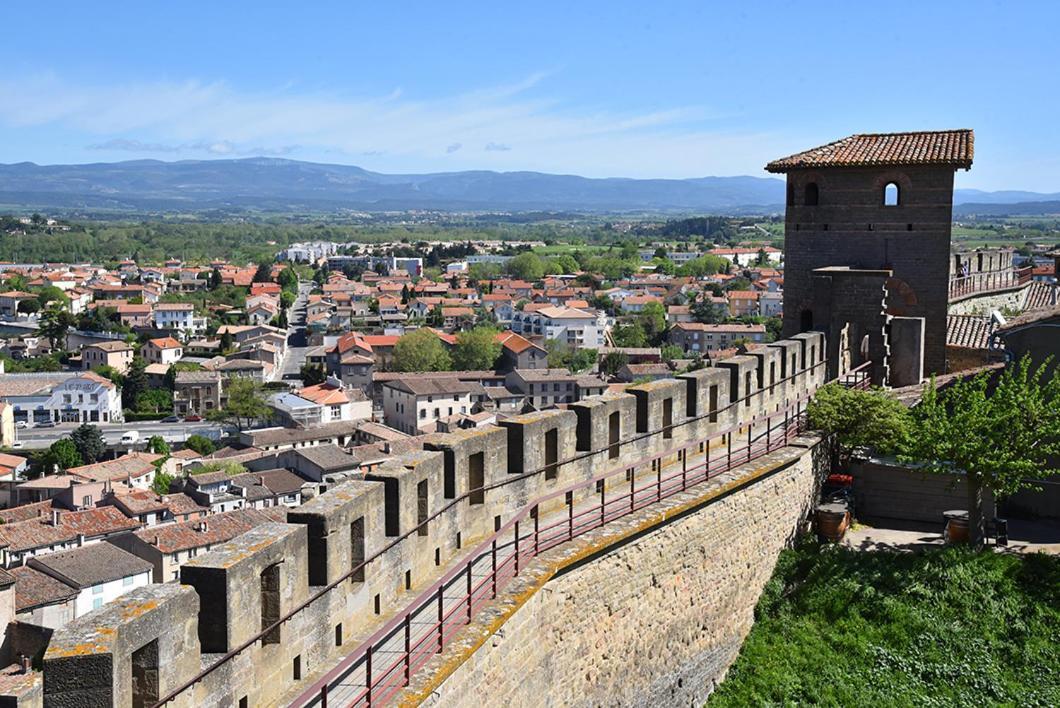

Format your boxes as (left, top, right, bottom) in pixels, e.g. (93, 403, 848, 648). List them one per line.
(39, 332, 827, 708)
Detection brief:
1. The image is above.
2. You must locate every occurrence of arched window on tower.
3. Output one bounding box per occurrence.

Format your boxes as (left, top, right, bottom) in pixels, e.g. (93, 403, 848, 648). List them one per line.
(884, 182, 900, 206)
(804, 182, 819, 206)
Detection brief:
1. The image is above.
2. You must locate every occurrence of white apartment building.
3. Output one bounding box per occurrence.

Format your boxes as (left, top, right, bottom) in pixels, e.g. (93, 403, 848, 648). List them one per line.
(510, 306, 608, 349)
(382, 379, 473, 434)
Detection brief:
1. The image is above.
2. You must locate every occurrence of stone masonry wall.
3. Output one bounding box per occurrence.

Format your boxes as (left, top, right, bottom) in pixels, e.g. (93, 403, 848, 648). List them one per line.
(420, 438, 827, 707)
(37, 331, 827, 708)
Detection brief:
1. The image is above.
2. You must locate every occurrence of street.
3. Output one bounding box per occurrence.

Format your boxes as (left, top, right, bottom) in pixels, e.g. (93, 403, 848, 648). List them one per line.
(278, 281, 313, 385)
(14, 419, 230, 450)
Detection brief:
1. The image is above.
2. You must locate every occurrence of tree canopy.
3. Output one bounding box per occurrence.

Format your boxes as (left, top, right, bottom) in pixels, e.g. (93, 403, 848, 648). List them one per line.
(392, 329, 452, 372)
(452, 326, 501, 371)
(900, 356, 1060, 545)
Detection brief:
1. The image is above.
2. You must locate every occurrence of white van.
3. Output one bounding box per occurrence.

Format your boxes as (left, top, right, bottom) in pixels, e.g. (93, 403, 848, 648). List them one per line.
(120, 430, 140, 445)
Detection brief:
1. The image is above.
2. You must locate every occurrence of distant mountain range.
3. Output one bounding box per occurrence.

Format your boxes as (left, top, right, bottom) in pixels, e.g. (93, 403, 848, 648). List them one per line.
(0, 158, 1055, 216)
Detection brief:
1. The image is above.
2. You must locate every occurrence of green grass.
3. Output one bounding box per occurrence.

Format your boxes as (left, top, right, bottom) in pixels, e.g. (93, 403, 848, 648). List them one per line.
(708, 541, 1060, 707)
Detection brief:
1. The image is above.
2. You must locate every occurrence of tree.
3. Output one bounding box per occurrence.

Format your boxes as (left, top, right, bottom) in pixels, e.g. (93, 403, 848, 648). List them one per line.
(900, 356, 1060, 546)
(277, 266, 298, 292)
(209, 377, 270, 430)
(636, 301, 668, 345)
(300, 363, 327, 386)
(807, 383, 910, 460)
(209, 268, 223, 290)
(219, 330, 234, 353)
(453, 326, 501, 371)
(507, 252, 545, 281)
(600, 351, 629, 378)
(136, 388, 173, 414)
(152, 470, 174, 495)
(184, 434, 216, 456)
(611, 322, 648, 348)
(393, 329, 452, 372)
(45, 438, 81, 471)
(146, 435, 170, 456)
(253, 261, 273, 283)
(38, 307, 75, 349)
(71, 424, 106, 464)
(17, 299, 39, 315)
(569, 348, 597, 374)
(691, 298, 727, 324)
(661, 344, 684, 362)
(121, 356, 149, 409)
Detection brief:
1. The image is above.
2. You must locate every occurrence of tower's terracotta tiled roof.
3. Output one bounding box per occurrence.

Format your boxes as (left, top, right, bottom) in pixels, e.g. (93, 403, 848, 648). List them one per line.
(766, 130, 974, 172)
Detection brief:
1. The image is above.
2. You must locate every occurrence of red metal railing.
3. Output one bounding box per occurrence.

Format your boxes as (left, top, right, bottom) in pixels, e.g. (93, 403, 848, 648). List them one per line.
(290, 395, 816, 707)
(838, 361, 872, 391)
(154, 358, 829, 708)
(948, 266, 1033, 300)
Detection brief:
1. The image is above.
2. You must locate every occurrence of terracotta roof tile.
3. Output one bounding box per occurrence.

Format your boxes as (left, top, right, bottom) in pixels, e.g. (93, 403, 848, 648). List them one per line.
(11, 565, 78, 612)
(766, 130, 974, 172)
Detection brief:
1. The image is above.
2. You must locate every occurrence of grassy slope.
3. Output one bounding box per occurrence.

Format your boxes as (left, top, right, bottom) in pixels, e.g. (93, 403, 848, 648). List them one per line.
(708, 542, 1060, 706)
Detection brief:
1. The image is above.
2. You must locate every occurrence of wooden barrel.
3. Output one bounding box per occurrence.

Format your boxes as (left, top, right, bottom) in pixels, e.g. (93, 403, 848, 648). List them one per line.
(817, 503, 850, 542)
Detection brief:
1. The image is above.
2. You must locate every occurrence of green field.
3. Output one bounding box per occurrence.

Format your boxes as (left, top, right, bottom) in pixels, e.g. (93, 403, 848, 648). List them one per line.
(708, 541, 1060, 706)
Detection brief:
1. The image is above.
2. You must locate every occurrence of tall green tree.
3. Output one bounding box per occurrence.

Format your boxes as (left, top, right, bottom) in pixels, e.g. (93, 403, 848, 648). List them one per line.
(208, 377, 270, 430)
(807, 383, 911, 459)
(38, 307, 76, 349)
(121, 356, 149, 409)
(184, 434, 216, 456)
(452, 326, 501, 371)
(71, 424, 106, 464)
(300, 363, 327, 386)
(393, 329, 452, 372)
(636, 301, 668, 345)
(277, 266, 298, 292)
(900, 356, 1060, 546)
(45, 438, 82, 471)
(252, 261, 273, 283)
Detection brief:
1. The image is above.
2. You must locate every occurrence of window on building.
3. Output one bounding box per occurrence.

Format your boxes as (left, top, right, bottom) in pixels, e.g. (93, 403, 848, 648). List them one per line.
(92, 585, 104, 595)
(884, 182, 900, 206)
(123, 575, 134, 586)
(93, 597, 103, 610)
(804, 182, 819, 206)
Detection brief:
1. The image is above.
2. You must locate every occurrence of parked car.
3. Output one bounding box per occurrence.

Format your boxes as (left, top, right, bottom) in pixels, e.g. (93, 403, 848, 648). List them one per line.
(15, 421, 28, 429)
(160, 415, 180, 423)
(183, 414, 203, 422)
(120, 430, 140, 445)
(36, 421, 57, 428)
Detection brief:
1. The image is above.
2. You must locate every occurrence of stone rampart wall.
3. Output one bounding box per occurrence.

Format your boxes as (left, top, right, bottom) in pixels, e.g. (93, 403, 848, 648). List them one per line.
(418, 437, 828, 707)
(37, 331, 826, 708)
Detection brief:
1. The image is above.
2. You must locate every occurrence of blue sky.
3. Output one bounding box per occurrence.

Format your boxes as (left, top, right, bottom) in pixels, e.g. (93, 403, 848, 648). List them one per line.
(2, 1, 1058, 190)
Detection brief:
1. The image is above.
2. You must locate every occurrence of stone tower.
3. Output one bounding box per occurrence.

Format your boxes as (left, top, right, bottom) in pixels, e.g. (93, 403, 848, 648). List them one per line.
(766, 130, 973, 376)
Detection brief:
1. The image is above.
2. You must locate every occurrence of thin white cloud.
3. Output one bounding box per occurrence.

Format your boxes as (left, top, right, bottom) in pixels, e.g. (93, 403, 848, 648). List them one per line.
(0, 72, 787, 177)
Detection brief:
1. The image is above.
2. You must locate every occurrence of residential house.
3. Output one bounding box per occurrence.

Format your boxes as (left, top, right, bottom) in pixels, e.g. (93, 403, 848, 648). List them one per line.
(382, 379, 473, 434)
(153, 302, 202, 337)
(142, 336, 183, 366)
(110, 507, 286, 582)
(0, 506, 141, 568)
(668, 322, 767, 353)
(81, 341, 134, 375)
(496, 332, 548, 372)
(173, 371, 224, 416)
(26, 543, 152, 621)
(505, 369, 577, 409)
(270, 380, 371, 428)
